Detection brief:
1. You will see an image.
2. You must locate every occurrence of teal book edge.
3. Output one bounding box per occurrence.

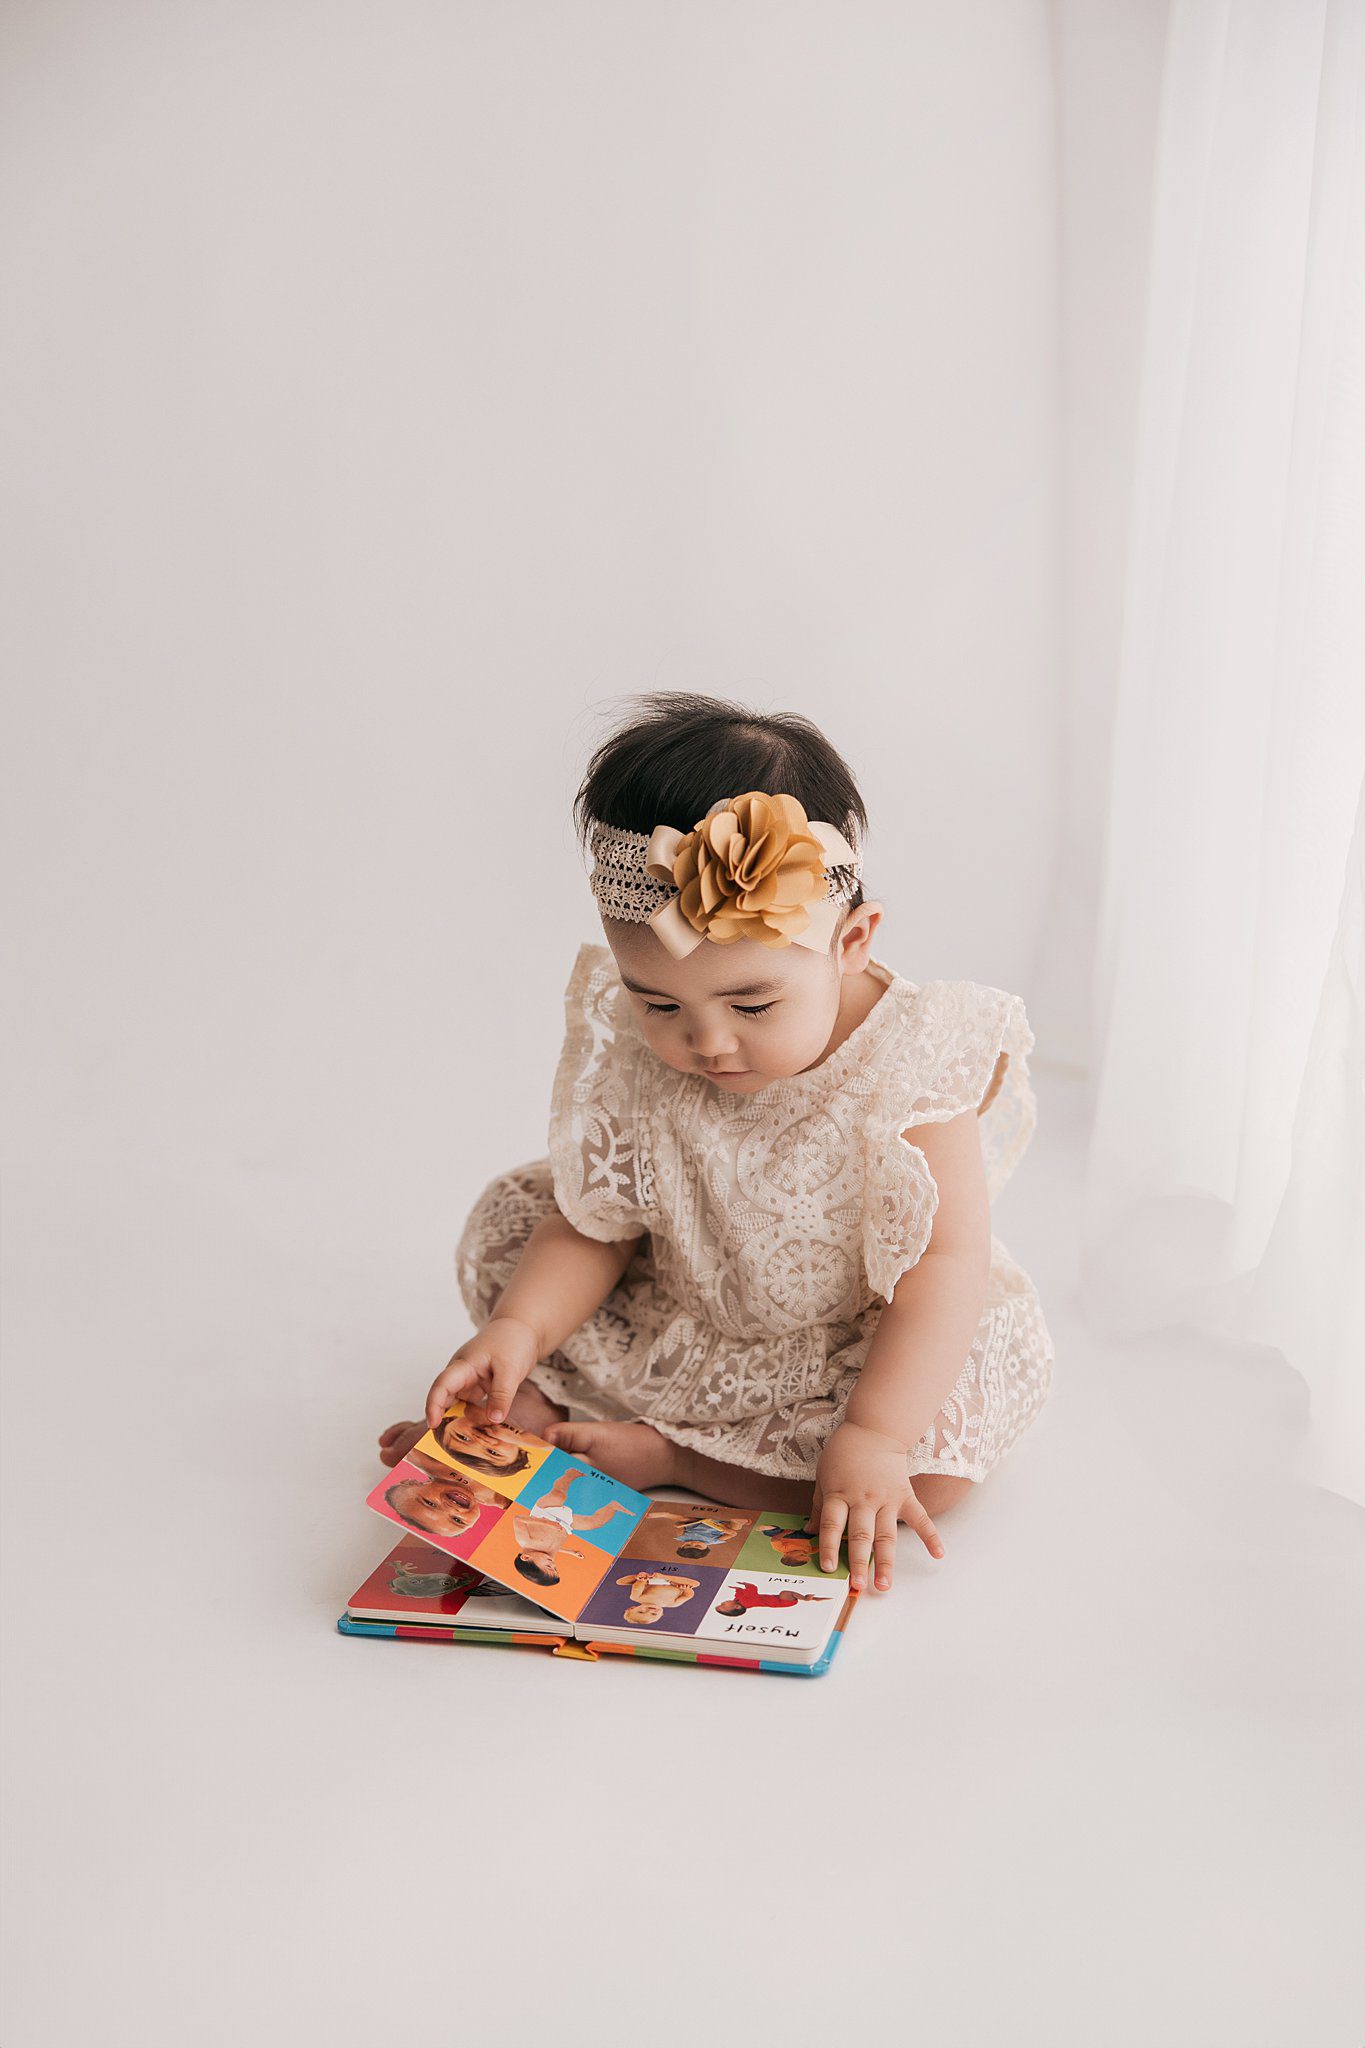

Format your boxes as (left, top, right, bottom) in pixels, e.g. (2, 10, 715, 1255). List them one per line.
(335, 1604, 854, 1676)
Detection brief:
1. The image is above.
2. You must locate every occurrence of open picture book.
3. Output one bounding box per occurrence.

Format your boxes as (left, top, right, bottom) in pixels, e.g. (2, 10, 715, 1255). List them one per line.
(339, 1398, 856, 1675)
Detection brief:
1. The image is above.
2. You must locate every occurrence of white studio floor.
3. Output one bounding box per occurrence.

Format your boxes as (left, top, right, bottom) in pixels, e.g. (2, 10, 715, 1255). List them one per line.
(4, 1068, 1363, 2048)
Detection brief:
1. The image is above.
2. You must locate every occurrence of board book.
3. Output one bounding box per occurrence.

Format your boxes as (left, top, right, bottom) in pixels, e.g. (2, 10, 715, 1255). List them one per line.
(339, 1398, 856, 1675)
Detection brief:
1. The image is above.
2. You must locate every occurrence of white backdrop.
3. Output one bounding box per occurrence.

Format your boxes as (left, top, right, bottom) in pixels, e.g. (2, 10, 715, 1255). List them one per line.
(15, 12, 1358, 2048)
(6, 0, 1064, 1236)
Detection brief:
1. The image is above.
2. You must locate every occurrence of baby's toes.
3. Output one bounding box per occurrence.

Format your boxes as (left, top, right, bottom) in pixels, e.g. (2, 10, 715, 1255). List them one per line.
(544, 1421, 616, 1467)
(378, 1420, 423, 1467)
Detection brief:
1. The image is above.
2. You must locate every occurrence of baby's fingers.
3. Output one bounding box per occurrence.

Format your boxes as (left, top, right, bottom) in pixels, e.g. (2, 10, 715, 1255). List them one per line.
(803, 1486, 823, 1536)
(482, 1355, 526, 1428)
(424, 1354, 486, 1428)
(898, 1484, 945, 1561)
(846, 1511, 876, 1594)
(872, 1507, 898, 1592)
(818, 1495, 848, 1575)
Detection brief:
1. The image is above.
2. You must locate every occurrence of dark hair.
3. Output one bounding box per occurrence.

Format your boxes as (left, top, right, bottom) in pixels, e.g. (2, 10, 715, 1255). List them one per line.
(514, 1553, 561, 1586)
(675, 1542, 709, 1559)
(714, 1601, 746, 1616)
(574, 693, 868, 926)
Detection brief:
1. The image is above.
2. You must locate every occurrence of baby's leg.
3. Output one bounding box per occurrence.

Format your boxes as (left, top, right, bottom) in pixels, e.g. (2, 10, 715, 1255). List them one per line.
(572, 1500, 634, 1532)
(506, 1383, 568, 1435)
(546, 1421, 811, 1509)
(536, 1465, 583, 1512)
(546, 1419, 976, 1529)
(911, 1473, 975, 1518)
(676, 1447, 811, 1512)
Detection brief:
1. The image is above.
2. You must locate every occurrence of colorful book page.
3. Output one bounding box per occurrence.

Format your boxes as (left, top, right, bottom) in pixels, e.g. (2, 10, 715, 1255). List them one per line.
(365, 1402, 651, 1623)
(578, 1560, 730, 1637)
(619, 1502, 757, 1571)
(410, 1409, 559, 1501)
(574, 1515, 852, 1664)
(362, 1402, 852, 1648)
(345, 1537, 564, 1633)
(734, 1514, 829, 1577)
(690, 1570, 850, 1654)
(364, 1456, 505, 1562)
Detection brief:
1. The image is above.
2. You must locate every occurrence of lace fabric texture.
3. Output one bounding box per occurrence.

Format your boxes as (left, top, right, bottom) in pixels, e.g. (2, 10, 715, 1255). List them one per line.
(457, 941, 1053, 1483)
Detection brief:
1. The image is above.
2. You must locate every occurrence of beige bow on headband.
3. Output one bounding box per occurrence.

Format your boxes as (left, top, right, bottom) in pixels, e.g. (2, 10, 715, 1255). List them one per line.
(641, 792, 860, 959)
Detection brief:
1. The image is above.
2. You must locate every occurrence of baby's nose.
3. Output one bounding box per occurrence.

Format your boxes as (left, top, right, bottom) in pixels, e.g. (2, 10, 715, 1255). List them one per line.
(689, 1026, 739, 1056)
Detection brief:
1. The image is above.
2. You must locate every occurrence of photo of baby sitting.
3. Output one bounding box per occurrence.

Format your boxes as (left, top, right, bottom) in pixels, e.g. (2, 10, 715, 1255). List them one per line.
(511, 1466, 635, 1587)
(615, 1570, 703, 1626)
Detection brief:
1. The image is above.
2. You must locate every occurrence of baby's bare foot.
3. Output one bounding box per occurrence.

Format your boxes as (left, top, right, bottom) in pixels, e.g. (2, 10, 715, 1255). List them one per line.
(544, 1420, 681, 1491)
(504, 1384, 569, 1436)
(377, 1420, 424, 1468)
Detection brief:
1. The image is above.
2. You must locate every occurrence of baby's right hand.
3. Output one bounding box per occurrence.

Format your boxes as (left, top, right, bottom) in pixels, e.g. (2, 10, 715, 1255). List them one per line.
(424, 1316, 542, 1429)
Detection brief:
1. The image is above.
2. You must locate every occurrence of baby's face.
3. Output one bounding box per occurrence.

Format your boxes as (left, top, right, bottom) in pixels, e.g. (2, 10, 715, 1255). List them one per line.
(439, 1416, 522, 1467)
(626, 1602, 664, 1624)
(603, 911, 881, 1090)
(389, 1476, 481, 1540)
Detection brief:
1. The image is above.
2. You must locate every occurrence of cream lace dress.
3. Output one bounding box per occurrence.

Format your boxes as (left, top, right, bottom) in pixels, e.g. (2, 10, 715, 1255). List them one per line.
(455, 941, 1054, 1484)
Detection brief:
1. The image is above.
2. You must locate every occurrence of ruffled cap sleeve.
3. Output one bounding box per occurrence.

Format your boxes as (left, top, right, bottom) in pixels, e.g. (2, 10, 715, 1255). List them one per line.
(861, 979, 1037, 1301)
(547, 942, 655, 1242)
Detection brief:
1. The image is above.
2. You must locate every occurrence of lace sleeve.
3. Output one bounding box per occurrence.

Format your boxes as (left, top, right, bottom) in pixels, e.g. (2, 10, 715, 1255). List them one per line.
(547, 942, 655, 1242)
(860, 979, 1037, 1301)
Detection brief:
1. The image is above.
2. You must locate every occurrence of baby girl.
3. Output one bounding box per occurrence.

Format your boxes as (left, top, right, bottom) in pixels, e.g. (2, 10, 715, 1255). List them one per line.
(380, 693, 1053, 1597)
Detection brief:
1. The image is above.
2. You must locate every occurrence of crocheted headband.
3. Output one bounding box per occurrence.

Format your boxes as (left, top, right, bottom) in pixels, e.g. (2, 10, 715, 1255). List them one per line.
(588, 790, 863, 959)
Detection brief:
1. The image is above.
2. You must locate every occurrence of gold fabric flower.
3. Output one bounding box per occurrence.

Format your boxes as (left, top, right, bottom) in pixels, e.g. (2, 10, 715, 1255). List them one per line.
(671, 792, 830, 948)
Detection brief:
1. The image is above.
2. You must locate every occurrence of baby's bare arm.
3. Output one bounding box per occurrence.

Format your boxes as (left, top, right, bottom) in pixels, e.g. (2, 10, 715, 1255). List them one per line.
(495, 1210, 644, 1358)
(424, 1212, 644, 1424)
(813, 1105, 992, 1589)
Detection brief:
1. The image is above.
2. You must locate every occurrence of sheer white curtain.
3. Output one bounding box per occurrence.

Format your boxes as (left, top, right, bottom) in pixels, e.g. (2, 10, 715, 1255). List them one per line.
(1083, 0, 1365, 1502)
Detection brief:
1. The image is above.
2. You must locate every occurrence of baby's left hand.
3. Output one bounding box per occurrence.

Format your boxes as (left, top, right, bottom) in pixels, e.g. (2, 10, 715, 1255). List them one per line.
(808, 1421, 945, 1592)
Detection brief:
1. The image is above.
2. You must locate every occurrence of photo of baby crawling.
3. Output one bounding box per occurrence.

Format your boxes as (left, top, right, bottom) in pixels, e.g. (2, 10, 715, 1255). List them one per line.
(734, 1515, 834, 1579)
(623, 1502, 754, 1570)
(364, 1457, 503, 1561)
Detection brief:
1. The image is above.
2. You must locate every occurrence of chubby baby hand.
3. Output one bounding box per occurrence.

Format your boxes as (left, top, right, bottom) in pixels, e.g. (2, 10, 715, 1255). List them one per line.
(807, 1420, 945, 1593)
(423, 1315, 542, 1428)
